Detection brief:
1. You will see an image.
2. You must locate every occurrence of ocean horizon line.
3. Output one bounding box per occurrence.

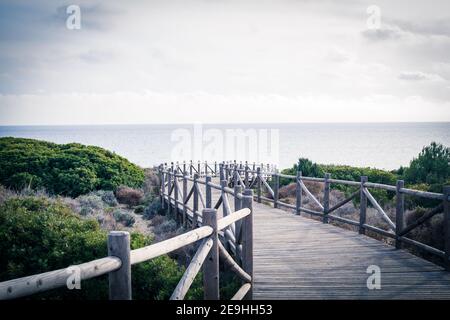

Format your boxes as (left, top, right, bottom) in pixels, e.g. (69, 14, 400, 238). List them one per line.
(0, 121, 449, 128)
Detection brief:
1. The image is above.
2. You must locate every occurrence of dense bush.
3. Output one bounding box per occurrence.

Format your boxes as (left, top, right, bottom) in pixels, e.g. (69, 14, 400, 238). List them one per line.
(112, 209, 136, 227)
(76, 194, 104, 216)
(93, 190, 118, 207)
(143, 199, 165, 219)
(115, 186, 144, 207)
(0, 196, 201, 299)
(402, 142, 449, 186)
(143, 168, 160, 195)
(281, 158, 397, 187)
(281, 158, 397, 204)
(134, 205, 145, 214)
(0, 137, 144, 197)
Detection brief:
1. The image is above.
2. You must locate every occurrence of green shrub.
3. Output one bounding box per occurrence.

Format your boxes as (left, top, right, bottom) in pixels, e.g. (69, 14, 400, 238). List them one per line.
(76, 194, 104, 216)
(93, 190, 118, 207)
(143, 199, 164, 220)
(0, 137, 144, 197)
(402, 142, 449, 186)
(112, 209, 135, 227)
(0, 197, 201, 299)
(281, 158, 397, 204)
(134, 205, 145, 214)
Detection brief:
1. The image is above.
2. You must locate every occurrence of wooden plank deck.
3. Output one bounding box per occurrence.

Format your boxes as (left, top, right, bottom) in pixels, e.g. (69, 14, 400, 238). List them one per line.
(253, 202, 450, 299)
(181, 177, 450, 299)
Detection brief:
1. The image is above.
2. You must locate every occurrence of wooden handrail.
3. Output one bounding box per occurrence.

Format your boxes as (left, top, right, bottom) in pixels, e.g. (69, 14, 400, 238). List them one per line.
(218, 242, 251, 283)
(231, 283, 251, 300)
(0, 257, 121, 300)
(130, 226, 213, 265)
(217, 208, 251, 231)
(170, 238, 213, 300)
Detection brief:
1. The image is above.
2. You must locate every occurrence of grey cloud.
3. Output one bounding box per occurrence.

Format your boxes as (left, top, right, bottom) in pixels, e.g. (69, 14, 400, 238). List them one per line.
(391, 18, 450, 38)
(362, 17, 450, 42)
(361, 25, 403, 41)
(79, 50, 114, 64)
(398, 71, 442, 81)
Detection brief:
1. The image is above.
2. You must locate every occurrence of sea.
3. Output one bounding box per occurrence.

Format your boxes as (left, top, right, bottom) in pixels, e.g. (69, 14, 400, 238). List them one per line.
(0, 123, 449, 171)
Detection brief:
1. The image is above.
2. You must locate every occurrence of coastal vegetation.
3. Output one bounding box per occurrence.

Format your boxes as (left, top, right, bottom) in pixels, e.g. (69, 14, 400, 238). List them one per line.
(0, 137, 203, 299)
(0, 137, 145, 197)
(0, 137, 448, 298)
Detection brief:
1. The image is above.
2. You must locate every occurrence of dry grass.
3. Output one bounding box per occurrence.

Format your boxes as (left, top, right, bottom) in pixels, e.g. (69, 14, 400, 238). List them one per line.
(115, 186, 144, 207)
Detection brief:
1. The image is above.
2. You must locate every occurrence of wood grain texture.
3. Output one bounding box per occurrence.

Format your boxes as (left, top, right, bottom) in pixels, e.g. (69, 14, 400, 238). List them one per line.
(251, 201, 450, 300)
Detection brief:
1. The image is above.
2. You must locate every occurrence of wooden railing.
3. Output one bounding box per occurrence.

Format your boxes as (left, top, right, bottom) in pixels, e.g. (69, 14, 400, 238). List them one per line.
(204, 160, 449, 270)
(0, 160, 255, 300)
(0, 206, 252, 300)
(159, 161, 257, 299)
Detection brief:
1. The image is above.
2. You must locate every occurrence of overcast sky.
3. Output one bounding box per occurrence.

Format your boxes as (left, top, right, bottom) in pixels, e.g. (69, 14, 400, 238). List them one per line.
(0, 0, 449, 125)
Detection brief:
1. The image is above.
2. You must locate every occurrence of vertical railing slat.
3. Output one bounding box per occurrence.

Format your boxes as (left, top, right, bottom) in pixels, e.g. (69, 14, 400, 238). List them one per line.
(242, 189, 254, 300)
(359, 176, 368, 234)
(203, 209, 219, 300)
(108, 231, 131, 300)
(395, 180, 405, 249)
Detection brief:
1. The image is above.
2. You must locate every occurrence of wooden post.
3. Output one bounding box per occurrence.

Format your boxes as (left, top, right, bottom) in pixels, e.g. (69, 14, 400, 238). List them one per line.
(296, 171, 302, 215)
(160, 165, 165, 208)
(193, 173, 199, 229)
(214, 161, 217, 177)
(197, 161, 201, 176)
(174, 172, 179, 224)
(206, 175, 212, 208)
(205, 161, 208, 176)
(234, 185, 242, 211)
(202, 208, 219, 300)
(219, 163, 225, 181)
(395, 180, 405, 249)
(444, 186, 450, 271)
(182, 172, 188, 228)
(167, 169, 172, 216)
(323, 173, 330, 223)
(242, 189, 254, 300)
(359, 176, 368, 234)
(225, 163, 229, 182)
(108, 231, 131, 300)
(234, 184, 243, 247)
(244, 161, 249, 188)
(256, 167, 262, 203)
(220, 180, 228, 216)
(273, 171, 279, 208)
(183, 161, 186, 175)
(189, 160, 193, 176)
(233, 170, 239, 187)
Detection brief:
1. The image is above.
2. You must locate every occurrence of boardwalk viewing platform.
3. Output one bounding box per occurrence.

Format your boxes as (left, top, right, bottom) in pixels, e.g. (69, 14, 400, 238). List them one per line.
(1, 160, 450, 300)
(166, 161, 450, 299)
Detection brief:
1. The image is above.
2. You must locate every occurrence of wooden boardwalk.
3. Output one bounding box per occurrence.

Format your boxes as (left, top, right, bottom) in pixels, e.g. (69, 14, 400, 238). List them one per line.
(252, 202, 450, 299)
(190, 178, 450, 299)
